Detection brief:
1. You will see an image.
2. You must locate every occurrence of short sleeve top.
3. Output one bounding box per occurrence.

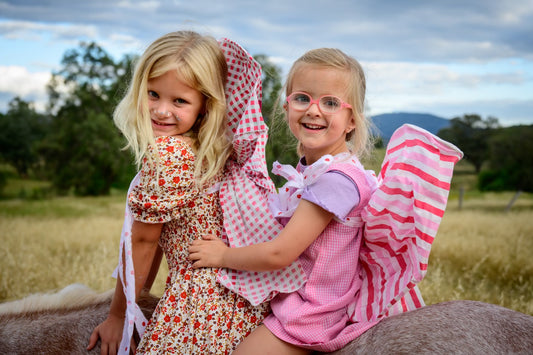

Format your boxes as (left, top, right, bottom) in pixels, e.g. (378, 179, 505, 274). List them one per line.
(129, 136, 201, 224)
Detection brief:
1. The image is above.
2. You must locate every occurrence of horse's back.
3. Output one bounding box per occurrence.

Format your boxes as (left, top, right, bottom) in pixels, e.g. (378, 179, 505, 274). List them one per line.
(326, 300, 533, 355)
(0, 284, 158, 354)
(2, 286, 532, 355)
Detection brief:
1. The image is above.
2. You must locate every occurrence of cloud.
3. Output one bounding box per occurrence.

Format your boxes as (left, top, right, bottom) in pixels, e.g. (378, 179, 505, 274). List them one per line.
(0, 65, 51, 112)
(0, 20, 97, 43)
(2, 0, 532, 63)
(364, 59, 532, 124)
(0, 66, 50, 97)
(0, 0, 531, 124)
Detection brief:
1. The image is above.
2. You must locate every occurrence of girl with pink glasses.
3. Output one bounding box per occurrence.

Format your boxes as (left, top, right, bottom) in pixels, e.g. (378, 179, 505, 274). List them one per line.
(190, 47, 463, 354)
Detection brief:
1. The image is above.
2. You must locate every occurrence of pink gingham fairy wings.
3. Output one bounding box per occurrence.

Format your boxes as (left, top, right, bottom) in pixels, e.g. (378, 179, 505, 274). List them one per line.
(348, 124, 463, 322)
(216, 38, 306, 306)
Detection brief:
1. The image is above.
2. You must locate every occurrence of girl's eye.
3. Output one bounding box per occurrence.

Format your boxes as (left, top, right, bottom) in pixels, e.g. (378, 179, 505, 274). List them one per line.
(322, 97, 341, 108)
(293, 93, 310, 103)
(148, 90, 159, 99)
(175, 98, 188, 105)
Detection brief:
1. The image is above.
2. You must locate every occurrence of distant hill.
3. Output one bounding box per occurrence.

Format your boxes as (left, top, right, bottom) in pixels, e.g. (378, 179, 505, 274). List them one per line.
(371, 112, 451, 142)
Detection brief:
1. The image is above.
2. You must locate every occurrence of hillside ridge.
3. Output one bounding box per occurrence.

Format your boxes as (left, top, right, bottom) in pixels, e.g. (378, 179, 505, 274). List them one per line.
(371, 112, 450, 141)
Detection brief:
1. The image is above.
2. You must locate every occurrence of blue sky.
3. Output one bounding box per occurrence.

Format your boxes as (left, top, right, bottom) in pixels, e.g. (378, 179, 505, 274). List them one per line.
(0, 0, 532, 126)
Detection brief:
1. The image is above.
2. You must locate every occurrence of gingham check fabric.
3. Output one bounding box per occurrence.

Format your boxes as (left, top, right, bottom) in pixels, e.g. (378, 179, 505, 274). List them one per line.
(216, 38, 306, 306)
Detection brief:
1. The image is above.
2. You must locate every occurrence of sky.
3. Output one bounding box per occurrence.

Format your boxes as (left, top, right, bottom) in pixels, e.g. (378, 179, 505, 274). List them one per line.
(0, 0, 532, 126)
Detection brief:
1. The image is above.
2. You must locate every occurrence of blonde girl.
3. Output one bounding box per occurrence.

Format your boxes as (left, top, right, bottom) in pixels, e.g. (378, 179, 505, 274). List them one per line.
(189, 47, 463, 354)
(87, 31, 270, 355)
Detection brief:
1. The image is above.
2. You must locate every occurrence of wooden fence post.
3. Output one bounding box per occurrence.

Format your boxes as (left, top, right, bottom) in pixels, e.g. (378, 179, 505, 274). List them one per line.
(458, 186, 464, 210)
(504, 190, 522, 212)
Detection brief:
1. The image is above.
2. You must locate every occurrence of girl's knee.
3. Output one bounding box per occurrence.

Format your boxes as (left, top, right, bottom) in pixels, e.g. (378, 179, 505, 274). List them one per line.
(234, 325, 309, 355)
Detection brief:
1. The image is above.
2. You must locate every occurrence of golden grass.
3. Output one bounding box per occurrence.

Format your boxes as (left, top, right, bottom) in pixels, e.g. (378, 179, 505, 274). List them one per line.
(1, 191, 532, 316)
(0, 195, 169, 302)
(420, 208, 533, 315)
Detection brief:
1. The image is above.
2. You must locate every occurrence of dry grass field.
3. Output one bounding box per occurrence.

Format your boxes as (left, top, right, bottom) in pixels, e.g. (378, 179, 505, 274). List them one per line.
(0, 194, 170, 301)
(1, 171, 532, 316)
(419, 197, 533, 315)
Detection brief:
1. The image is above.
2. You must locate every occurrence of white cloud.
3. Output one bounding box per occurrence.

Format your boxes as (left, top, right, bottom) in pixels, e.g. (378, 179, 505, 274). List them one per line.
(116, 0, 161, 11)
(0, 66, 51, 111)
(364, 59, 533, 124)
(0, 0, 531, 124)
(0, 66, 50, 96)
(0, 20, 97, 41)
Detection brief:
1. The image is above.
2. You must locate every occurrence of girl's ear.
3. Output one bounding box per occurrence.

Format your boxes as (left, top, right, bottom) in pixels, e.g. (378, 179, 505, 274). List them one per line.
(283, 102, 288, 111)
(346, 114, 357, 134)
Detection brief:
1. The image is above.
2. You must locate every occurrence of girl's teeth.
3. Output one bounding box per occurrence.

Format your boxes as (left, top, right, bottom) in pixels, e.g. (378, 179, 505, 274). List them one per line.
(304, 123, 323, 130)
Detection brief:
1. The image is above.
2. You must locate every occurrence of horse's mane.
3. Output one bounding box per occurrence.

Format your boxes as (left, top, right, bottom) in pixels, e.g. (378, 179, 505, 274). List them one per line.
(0, 284, 113, 315)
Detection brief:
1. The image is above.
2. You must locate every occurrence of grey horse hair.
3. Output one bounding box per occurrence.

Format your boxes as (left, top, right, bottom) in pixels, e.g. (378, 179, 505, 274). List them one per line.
(1, 284, 532, 355)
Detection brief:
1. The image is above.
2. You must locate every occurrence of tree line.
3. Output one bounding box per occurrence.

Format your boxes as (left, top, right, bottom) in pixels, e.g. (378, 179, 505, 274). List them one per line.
(0, 42, 531, 196)
(438, 114, 533, 193)
(0, 42, 298, 196)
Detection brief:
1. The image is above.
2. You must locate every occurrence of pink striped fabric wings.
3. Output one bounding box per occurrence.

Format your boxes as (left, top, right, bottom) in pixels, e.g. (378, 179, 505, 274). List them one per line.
(348, 124, 463, 322)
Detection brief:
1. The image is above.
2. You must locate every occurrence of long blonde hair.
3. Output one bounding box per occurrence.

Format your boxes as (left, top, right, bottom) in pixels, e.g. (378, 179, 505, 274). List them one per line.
(283, 48, 373, 159)
(114, 31, 232, 185)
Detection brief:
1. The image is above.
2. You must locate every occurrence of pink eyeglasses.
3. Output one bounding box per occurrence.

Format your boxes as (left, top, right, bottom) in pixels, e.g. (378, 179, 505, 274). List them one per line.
(286, 92, 352, 114)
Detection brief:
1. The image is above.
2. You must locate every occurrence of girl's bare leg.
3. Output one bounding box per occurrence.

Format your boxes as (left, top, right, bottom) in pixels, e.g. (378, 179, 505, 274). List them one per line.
(233, 324, 309, 355)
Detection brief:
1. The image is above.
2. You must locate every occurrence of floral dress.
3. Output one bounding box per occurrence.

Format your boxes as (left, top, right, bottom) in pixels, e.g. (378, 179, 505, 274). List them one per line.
(131, 136, 269, 354)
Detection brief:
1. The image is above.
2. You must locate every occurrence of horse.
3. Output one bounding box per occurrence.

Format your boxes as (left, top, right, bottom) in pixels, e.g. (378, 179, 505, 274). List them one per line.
(326, 300, 533, 355)
(0, 284, 158, 354)
(1, 284, 532, 354)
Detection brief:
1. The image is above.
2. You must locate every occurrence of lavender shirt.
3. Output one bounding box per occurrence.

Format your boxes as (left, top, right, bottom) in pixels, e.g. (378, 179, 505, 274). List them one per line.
(301, 170, 361, 221)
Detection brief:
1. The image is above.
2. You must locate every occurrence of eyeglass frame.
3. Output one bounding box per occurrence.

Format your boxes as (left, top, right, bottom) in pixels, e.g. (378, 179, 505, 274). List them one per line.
(286, 92, 353, 114)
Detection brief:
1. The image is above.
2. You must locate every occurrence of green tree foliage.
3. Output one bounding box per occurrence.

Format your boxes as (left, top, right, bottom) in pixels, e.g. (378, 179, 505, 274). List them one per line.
(0, 98, 50, 177)
(40, 42, 135, 195)
(438, 114, 499, 173)
(254, 55, 298, 186)
(478, 125, 533, 192)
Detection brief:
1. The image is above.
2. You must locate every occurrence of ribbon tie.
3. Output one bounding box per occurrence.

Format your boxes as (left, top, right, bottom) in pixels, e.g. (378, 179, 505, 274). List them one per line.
(269, 153, 352, 219)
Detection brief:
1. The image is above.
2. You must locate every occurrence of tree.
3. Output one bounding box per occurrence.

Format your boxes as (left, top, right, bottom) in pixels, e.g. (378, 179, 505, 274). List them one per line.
(438, 114, 499, 173)
(40, 42, 135, 195)
(478, 125, 533, 192)
(254, 55, 298, 186)
(0, 98, 50, 177)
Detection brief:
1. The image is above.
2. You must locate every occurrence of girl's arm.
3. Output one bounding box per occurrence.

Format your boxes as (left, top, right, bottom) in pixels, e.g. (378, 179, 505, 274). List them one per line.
(87, 221, 162, 354)
(189, 199, 333, 271)
(142, 244, 163, 294)
(130, 221, 163, 297)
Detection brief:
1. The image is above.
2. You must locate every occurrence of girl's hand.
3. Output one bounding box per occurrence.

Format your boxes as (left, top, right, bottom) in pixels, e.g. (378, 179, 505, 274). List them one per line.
(87, 314, 125, 355)
(189, 234, 228, 268)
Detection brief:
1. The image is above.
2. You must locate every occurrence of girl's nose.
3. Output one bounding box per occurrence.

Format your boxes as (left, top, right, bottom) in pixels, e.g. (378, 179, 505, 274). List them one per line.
(306, 102, 321, 116)
(151, 102, 174, 118)
(152, 108, 173, 118)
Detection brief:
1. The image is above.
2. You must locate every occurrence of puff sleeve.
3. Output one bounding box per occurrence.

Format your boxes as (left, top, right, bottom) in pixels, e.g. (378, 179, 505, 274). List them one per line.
(129, 136, 199, 224)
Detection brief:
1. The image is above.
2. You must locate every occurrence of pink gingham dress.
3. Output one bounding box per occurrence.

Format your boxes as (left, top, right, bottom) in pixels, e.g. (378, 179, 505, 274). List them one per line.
(264, 124, 463, 352)
(263, 153, 379, 352)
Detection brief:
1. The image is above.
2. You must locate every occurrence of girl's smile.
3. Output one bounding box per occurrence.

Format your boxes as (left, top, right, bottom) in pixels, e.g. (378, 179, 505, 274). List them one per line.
(301, 121, 327, 131)
(151, 117, 177, 130)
